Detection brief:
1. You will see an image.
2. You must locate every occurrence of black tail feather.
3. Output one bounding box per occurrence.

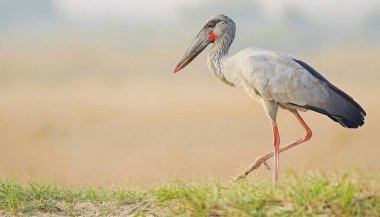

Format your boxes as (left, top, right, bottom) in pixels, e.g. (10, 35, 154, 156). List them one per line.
(305, 105, 365, 129)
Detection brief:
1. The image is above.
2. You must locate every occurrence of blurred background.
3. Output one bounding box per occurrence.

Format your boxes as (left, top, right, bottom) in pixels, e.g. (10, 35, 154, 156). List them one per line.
(0, 0, 379, 185)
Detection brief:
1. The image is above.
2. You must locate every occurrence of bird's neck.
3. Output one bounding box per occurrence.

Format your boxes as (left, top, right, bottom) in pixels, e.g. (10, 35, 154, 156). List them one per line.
(207, 33, 234, 85)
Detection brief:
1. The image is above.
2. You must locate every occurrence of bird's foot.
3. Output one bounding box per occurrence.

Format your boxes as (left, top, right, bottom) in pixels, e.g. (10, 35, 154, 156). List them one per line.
(263, 160, 271, 170)
(231, 157, 271, 182)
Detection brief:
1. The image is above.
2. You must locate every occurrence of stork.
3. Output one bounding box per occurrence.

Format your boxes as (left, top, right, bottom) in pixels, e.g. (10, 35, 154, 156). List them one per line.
(173, 15, 366, 184)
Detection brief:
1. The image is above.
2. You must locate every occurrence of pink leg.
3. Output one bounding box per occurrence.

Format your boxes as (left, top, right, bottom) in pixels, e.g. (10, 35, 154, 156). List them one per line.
(272, 121, 280, 184)
(234, 111, 312, 181)
(276, 111, 312, 154)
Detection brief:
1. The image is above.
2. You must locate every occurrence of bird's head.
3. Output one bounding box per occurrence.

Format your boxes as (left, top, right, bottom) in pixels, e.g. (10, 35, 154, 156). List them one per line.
(173, 14, 235, 73)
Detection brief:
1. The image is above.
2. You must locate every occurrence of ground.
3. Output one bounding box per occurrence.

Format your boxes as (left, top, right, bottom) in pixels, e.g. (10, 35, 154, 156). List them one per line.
(0, 171, 378, 216)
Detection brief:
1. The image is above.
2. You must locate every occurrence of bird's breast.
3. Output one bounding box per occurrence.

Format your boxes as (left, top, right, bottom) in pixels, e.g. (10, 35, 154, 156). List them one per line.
(241, 82, 264, 103)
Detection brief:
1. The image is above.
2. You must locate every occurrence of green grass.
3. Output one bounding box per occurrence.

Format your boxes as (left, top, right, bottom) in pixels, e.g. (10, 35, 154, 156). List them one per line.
(0, 171, 378, 216)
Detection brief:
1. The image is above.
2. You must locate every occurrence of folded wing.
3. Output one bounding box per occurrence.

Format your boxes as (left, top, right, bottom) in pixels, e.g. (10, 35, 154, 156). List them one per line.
(240, 49, 366, 128)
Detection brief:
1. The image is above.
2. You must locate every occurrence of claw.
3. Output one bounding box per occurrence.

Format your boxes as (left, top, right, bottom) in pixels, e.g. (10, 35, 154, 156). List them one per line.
(231, 176, 241, 183)
(263, 161, 271, 170)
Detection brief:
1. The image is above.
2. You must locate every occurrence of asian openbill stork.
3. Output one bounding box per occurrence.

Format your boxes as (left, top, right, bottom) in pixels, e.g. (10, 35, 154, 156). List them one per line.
(173, 14, 366, 184)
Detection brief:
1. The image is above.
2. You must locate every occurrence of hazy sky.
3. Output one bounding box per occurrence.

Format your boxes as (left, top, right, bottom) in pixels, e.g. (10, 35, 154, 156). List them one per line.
(54, 0, 203, 22)
(55, 0, 380, 23)
(1, 0, 379, 53)
(2, 0, 379, 30)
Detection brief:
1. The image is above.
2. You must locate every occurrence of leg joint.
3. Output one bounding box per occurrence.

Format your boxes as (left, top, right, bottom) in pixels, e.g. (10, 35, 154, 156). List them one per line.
(303, 128, 312, 141)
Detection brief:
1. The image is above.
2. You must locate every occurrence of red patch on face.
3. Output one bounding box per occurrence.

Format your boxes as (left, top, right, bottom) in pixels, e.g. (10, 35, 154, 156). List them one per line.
(208, 31, 217, 42)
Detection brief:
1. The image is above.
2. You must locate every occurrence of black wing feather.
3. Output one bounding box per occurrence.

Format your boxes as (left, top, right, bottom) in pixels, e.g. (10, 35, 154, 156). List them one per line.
(293, 59, 366, 128)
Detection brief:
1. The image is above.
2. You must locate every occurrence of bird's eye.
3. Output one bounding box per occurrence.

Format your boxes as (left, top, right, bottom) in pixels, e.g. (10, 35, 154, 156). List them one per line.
(207, 23, 213, 28)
